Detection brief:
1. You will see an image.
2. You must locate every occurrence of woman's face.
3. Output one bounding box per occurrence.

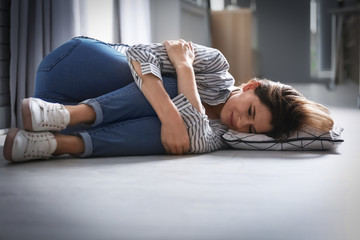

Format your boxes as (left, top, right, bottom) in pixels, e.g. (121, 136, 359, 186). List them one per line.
(220, 89, 273, 134)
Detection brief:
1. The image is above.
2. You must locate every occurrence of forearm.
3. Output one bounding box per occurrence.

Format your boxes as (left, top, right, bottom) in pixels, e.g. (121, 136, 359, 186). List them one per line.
(142, 76, 181, 122)
(176, 64, 204, 114)
(131, 60, 180, 123)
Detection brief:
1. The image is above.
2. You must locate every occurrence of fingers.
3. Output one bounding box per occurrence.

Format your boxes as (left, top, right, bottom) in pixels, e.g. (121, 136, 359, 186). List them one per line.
(163, 40, 171, 47)
(182, 142, 190, 154)
(163, 39, 186, 43)
(164, 145, 181, 155)
(164, 144, 190, 155)
(163, 39, 191, 48)
(163, 141, 190, 155)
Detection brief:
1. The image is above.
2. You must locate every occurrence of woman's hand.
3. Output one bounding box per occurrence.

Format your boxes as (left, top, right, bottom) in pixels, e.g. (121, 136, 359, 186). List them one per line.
(161, 112, 190, 155)
(163, 39, 195, 69)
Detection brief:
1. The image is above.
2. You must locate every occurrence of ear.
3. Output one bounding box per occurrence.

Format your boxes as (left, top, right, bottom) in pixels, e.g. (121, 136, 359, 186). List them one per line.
(242, 81, 261, 92)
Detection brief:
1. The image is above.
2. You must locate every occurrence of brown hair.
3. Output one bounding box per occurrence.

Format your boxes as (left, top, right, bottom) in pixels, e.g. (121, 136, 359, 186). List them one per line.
(244, 78, 334, 141)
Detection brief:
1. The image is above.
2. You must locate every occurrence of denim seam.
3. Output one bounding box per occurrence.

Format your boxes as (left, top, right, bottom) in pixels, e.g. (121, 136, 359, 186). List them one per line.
(88, 116, 159, 136)
(33, 94, 82, 106)
(98, 88, 142, 104)
(98, 82, 177, 105)
(37, 39, 83, 72)
(74, 35, 131, 52)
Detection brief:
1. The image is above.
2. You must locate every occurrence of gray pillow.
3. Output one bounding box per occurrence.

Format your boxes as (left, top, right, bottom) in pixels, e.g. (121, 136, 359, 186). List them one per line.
(222, 124, 344, 151)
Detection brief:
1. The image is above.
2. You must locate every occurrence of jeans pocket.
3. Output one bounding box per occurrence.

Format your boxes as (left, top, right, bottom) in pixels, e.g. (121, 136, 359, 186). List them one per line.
(37, 38, 82, 72)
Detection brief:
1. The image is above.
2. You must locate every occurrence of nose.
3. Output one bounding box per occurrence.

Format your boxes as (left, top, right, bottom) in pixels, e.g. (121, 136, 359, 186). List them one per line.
(234, 114, 252, 132)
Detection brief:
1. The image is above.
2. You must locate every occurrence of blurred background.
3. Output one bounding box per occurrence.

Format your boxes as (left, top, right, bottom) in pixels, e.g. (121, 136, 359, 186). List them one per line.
(0, 0, 359, 130)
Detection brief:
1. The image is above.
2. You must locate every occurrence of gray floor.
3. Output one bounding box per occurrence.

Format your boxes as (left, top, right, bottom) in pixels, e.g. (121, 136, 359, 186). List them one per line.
(1, 81, 360, 240)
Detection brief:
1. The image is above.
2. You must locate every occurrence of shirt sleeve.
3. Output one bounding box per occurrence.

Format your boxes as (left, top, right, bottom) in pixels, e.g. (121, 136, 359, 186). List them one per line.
(172, 94, 227, 154)
(125, 43, 175, 90)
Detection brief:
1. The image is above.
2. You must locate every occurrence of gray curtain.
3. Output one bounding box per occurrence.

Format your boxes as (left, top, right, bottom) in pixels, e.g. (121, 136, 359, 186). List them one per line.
(9, 0, 87, 128)
(112, 0, 121, 43)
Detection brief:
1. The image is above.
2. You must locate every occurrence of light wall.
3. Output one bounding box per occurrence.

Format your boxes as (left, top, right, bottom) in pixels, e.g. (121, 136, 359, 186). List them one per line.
(150, 0, 211, 46)
(86, 0, 114, 42)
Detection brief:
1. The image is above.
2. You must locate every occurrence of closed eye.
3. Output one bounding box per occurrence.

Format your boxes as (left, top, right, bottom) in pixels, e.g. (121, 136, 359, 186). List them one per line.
(248, 105, 257, 133)
(248, 106, 252, 133)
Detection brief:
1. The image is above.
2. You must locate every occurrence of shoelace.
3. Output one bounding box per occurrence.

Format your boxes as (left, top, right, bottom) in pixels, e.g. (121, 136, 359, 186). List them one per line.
(39, 101, 67, 129)
(24, 132, 55, 159)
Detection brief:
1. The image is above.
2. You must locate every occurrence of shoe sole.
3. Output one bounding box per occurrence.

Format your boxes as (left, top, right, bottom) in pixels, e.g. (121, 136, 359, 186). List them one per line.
(3, 128, 20, 162)
(22, 98, 33, 131)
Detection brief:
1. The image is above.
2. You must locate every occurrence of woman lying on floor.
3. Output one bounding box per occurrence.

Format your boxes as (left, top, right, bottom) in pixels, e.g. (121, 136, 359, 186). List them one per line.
(3, 37, 334, 162)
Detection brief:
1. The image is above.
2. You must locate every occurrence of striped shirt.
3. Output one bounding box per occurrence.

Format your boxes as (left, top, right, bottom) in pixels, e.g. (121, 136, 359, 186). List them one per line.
(113, 43, 236, 153)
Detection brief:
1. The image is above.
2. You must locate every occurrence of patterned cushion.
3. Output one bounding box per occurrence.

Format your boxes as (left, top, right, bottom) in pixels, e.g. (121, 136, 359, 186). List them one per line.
(221, 124, 344, 151)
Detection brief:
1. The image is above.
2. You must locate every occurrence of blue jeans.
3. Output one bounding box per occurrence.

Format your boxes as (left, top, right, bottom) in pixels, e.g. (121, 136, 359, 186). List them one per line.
(35, 37, 178, 157)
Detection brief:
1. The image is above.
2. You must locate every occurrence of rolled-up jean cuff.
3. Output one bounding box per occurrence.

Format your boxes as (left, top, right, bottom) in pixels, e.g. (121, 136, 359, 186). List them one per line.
(80, 99, 103, 127)
(77, 131, 93, 158)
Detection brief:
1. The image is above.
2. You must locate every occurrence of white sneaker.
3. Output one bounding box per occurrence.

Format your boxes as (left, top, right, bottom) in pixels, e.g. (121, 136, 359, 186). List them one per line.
(22, 98, 70, 132)
(3, 128, 57, 162)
